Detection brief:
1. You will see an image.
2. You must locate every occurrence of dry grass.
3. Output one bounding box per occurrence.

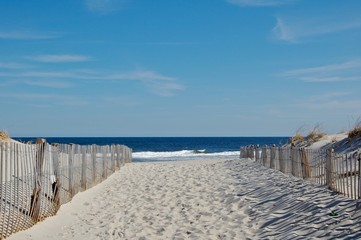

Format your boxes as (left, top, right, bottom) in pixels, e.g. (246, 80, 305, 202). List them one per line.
(306, 124, 326, 142)
(307, 131, 326, 142)
(348, 117, 361, 139)
(291, 134, 304, 144)
(290, 126, 305, 145)
(348, 123, 361, 139)
(0, 130, 10, 141)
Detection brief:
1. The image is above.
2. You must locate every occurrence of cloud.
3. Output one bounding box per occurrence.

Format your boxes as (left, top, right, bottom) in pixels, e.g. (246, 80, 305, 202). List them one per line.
(0, 62, 32, 69)
(293, 91, 360, 110)
(106, 70, 185, 96)
(226, 0, 295, 7)
(297, 99, 361, 110)
(106, 70, 176, 81)
(0, 93, 88, 106)
(24, 80, 73, 88)
(144, 42, 201, 46)
(103, 96, 140, 107)
(299, 76, 361, 83)
(27, 54, 92, 63)
(0, 69, 184, 97)
(144, 80, 185, 97)
(272, 15, 361, 43)
(280, 60, 361, 83)
(85, 0, 126, 14)
(272, 17, 296, 42)
(0, 31, 60, 40)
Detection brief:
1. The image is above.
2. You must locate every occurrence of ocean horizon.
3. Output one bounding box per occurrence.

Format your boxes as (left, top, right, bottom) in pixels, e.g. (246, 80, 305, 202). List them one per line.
(14, 137, 289, 162)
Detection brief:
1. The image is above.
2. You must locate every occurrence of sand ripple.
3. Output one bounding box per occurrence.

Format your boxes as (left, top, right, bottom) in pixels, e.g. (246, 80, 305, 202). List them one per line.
(8, 159, 361, 240)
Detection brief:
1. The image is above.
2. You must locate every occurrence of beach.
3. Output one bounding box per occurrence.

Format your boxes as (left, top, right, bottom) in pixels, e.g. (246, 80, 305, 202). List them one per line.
(8, 158, 361, 240)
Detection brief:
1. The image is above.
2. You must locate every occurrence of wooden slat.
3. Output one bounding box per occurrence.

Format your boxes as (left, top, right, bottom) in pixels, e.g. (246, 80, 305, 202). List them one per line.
(354, 153, 357, 199)
(1, 142, 132, 239)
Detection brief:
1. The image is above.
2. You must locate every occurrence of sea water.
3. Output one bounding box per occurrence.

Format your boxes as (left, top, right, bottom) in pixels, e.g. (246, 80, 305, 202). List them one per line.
(14, 137, 289, 162)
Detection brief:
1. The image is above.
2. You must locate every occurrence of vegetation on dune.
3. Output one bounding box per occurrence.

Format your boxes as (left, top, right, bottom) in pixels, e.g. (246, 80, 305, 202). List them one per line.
(290, 126, 305, 145)
(290, 124, 327, 146)
(348, 118, 361, 139)
(306, 124, 326, 142)
(0, 130, 10, 141)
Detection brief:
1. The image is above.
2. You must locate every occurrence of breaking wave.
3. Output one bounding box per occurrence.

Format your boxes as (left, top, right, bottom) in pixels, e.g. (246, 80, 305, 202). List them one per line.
(132, 150, 239, 162)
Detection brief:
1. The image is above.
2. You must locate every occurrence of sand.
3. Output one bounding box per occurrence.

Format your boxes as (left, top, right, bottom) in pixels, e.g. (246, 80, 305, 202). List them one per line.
(8, 158, 361, 240)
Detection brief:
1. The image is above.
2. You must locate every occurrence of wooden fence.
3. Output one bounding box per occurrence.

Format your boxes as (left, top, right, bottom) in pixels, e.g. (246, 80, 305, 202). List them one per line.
(0, 140, 132, 239)
(240, 145, 361, 200)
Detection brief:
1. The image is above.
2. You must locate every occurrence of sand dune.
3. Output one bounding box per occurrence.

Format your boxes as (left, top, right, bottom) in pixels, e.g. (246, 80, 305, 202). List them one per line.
(8, 158, 361, 240)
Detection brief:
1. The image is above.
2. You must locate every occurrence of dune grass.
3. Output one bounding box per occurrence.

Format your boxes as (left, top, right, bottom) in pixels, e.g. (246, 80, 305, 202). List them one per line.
(0, 130, 10, 141)
(348, 118, 361, 139)
(306, 124, 326, 142)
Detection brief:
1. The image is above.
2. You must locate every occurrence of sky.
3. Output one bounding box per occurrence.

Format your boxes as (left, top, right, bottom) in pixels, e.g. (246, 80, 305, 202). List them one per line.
(0, 0, 361, 137)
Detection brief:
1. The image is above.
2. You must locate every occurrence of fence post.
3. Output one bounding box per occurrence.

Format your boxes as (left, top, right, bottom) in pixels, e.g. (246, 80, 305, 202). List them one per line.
(279, 147, 284, 173)
(290, 147, 295, 176)
(81, 146, 87, 190)
(262, 145, 267, 167)
(92, 145, 97, 185)
(326, 148, 334, 190)
(255, 145, 259, 161)
(30, 138, 46, 221)
(300, 148, 311, 179)
(358, 151, 361, 199)
(102, 146, 106, 179)
(51, 144, 61, 211)
(111, 145, 115, 173)
(249, 145, 255, 160)
(270, 144, 276, 169)
(116, 145, 121, 169)
(68, 144, 75, 198)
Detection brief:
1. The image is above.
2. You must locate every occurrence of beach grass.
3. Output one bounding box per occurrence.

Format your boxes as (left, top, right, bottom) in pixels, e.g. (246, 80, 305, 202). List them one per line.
(0, 130, 10, 141)
(348, 118, 361, 139)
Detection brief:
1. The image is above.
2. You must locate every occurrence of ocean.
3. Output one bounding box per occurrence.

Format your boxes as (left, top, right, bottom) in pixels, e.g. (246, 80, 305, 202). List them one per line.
(14, 137, 289, 162)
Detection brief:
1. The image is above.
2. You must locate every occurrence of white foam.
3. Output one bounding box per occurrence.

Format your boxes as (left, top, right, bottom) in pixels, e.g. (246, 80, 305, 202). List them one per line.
(132, 150, 239, 161)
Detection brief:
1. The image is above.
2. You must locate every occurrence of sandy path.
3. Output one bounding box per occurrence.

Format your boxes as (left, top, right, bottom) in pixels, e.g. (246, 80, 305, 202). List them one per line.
(8, 159, 361, 240)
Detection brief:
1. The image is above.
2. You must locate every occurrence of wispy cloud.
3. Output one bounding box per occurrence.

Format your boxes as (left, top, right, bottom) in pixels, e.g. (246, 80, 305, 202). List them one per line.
(24, 80, 73, 88)
(226, 0, 296, 7)
(280, 60, 361, 83)
(0, 93, 88, 106)
(103, 96, 140, 107)
(106, 70, 185, 96)
(0, 62, 32, 69)
(144, 79, 185, 97)
(0, 69, 184, 96)
(85, 0, 126, 14)
(299, 76, 361, 83)
(0, 31, 60, 40)
(144, 42, 201, 46)
(293, 91, 360, 110)
(27, 54, 92, 63)
(297, 99, 361, 110)
(272, 15, 361, 43)
(272, 17, 295, 42)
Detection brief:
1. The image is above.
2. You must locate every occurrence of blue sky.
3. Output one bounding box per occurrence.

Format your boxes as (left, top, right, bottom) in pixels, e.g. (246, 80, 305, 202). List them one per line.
(1, 0, 361, 137)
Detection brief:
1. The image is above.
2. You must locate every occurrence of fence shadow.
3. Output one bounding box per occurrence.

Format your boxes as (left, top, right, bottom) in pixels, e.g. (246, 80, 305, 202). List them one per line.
(240, 145, 361, 200)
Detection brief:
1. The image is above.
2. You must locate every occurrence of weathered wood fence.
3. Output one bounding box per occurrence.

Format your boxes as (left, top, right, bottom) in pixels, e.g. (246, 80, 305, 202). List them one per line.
(240, 145, 361, 200)
(0, 140, 132, 239)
